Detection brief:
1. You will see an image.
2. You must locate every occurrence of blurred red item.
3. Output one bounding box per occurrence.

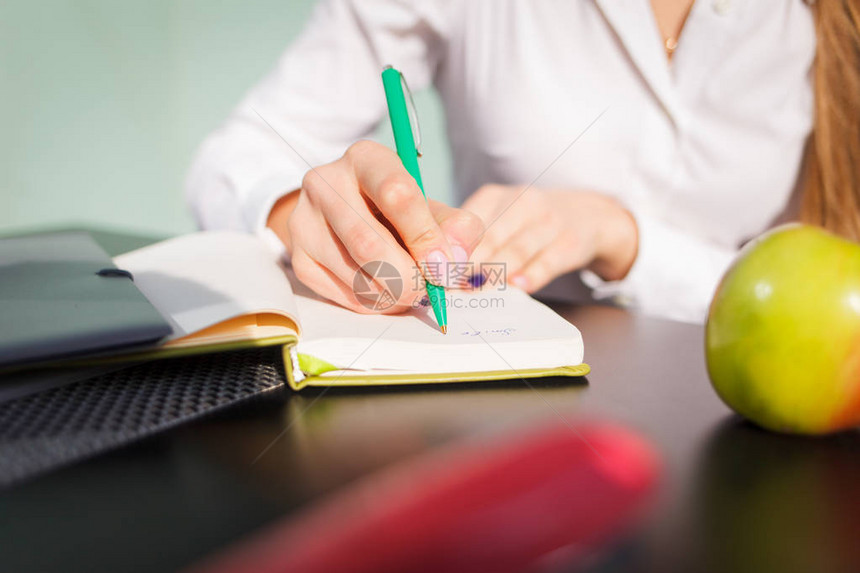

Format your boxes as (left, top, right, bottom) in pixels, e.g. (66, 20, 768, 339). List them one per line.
(189, 422, 660, 573)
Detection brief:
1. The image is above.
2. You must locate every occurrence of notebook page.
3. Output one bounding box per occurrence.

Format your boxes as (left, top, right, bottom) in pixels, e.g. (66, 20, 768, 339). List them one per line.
(115, 232, 300, 339)
(292, 269, 583, 373)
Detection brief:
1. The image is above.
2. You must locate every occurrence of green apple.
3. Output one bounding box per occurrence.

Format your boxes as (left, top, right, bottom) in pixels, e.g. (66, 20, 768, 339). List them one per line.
(706, 224, 860, 435)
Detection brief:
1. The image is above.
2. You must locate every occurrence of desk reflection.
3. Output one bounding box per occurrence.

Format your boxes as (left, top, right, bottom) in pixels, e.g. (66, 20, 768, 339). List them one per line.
(190, 381, 589, 505)
(695, 418, 860, 573)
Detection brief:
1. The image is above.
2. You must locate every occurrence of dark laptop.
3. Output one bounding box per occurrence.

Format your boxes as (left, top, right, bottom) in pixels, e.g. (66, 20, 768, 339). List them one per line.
(0, 231, 172, 368)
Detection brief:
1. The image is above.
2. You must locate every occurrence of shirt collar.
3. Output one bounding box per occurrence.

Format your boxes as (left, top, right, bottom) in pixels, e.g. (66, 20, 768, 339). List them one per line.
(593, 0, 680, 122)
(593, 0, 742, 128)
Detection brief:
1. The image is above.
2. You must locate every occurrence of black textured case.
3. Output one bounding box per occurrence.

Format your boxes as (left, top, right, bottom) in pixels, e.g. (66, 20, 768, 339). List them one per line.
(0, 346, 287, 488)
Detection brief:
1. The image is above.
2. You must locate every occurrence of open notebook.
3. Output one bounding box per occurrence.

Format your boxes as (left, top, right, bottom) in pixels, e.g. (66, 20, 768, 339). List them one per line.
(113, 232, 589, 390)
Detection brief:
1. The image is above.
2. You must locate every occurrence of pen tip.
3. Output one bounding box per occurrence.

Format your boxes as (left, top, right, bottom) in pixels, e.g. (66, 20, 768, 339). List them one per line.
(441, 325, 447, 335)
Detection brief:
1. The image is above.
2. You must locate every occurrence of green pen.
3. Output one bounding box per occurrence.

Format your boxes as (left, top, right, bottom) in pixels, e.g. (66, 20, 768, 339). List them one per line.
(381, 65, 447, 334)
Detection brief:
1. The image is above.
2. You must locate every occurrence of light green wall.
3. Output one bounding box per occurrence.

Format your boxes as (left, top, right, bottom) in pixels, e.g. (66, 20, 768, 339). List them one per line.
(0, 0, 452, 236)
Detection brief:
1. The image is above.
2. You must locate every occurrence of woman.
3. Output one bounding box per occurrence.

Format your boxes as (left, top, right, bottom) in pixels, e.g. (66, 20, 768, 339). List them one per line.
(186, 0, 858, 323)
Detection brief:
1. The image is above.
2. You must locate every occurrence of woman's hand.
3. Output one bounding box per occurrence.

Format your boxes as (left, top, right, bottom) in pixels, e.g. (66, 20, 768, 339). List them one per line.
(462, 185, 638, 293)
(267, 140, 484, 313)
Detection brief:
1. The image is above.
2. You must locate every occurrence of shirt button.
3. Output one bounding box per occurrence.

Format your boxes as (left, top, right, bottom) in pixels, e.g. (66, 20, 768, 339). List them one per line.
(712, 0, 731, 15)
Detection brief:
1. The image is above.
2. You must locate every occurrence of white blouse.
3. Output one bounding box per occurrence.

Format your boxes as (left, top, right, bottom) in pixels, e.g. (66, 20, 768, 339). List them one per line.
(185, 0, 815, 323)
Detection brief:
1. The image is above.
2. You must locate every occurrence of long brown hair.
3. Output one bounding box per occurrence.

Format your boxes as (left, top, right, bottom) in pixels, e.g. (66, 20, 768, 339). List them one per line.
(801, 0, 860, 240)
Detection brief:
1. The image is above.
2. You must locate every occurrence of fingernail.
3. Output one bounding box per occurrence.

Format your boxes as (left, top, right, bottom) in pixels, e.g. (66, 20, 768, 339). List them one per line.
(468, 273, 486, 288)
(424, 250, 449, 285)
(452, 245, 469, 264)
(511, 275, 529, 290)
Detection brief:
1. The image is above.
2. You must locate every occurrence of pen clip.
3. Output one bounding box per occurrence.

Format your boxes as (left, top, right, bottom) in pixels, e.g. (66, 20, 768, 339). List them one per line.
(399, 72, 423, 158)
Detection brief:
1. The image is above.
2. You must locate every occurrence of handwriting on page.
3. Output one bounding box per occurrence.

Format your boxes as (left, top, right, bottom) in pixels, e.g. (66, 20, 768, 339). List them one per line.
(459, 328, 517, 337)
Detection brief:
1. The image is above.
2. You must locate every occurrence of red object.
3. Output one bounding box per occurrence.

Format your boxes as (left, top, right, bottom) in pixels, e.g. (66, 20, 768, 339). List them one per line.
(189, 422, 660, 573)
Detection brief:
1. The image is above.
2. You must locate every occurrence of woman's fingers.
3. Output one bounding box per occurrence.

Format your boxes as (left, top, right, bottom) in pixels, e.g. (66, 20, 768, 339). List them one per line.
(289, 201, 383, 312)
(289, 194, 360, 285)
(418, 200, 484, 289)
(463, 185, 544, 278)
(290, 247, 375, 313)
(511, 239, 592, 292)
(291, 245, 418, 315)
(299, 160, 425, 307)
(460, 184, 507, 226)
(492, 222, 558, 279)
(348, 141, 455, 285)
(290, 140, 510, 312)
(427, 200, 484, 262)
(508, 250, 563, 293)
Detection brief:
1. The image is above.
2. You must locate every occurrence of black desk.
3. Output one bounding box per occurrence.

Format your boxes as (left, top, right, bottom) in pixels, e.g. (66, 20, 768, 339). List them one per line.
(2, 230, 860, 573)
